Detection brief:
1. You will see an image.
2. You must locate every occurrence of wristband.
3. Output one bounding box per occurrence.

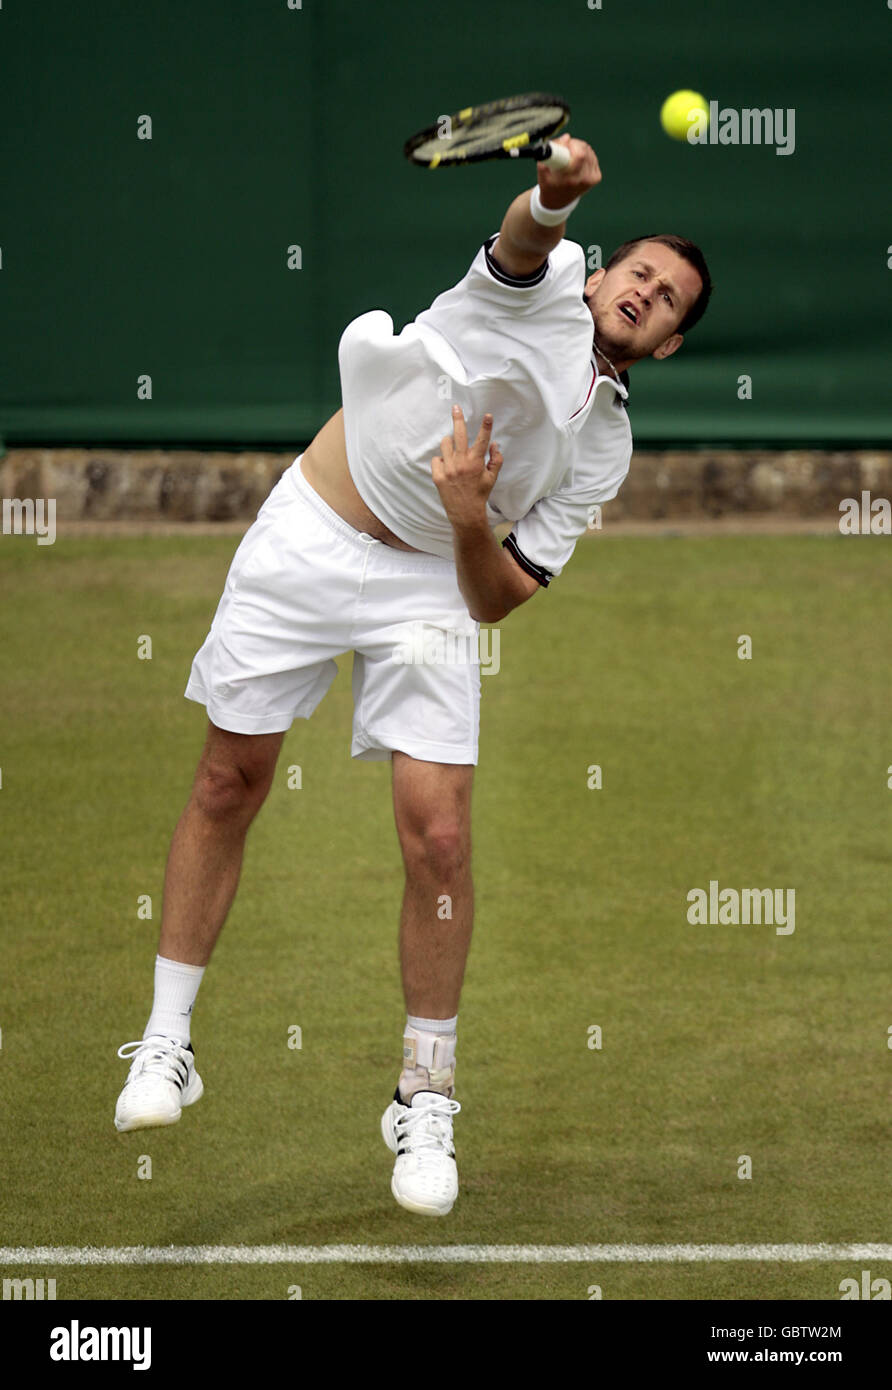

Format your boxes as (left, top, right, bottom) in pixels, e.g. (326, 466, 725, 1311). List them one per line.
(529, 185, 580, 226)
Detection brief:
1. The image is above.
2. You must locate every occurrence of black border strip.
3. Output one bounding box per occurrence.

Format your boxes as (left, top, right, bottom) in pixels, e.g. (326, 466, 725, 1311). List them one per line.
(484, 234, 548, 287)
(502, 530, 554, 587)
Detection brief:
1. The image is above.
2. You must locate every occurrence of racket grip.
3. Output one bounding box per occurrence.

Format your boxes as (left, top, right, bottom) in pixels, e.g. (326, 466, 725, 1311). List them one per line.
(540, 141, 571, 170)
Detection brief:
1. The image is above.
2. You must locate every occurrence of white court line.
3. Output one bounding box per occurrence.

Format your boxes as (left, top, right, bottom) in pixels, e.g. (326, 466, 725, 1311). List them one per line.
(2, 1244, 892, 1266)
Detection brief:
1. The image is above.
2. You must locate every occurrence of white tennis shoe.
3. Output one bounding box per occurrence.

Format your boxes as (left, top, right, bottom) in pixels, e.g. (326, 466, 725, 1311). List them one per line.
(114, 1035, 203, 1132)
(381, 1089, 461, 1216)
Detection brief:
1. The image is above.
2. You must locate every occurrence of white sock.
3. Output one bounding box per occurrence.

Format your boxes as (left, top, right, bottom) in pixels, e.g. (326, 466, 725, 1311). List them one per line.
(406, 1014, 458, 1051)
(143, 956, 205, 1046)
(400, 1014, 458, 1099)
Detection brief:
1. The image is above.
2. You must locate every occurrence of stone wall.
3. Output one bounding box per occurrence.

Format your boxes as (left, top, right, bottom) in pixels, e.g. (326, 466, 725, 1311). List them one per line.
(609, 450, 892, 521)
(1, 447, 889, 522)
(0, 449, 288, 523)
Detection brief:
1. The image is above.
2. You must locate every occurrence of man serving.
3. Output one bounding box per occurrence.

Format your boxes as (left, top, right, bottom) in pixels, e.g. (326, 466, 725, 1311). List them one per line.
(114, 134, 712, 1217)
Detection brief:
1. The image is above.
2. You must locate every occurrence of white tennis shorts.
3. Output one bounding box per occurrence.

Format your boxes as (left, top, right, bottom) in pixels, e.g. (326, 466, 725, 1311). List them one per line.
(185, 457, 481, 763)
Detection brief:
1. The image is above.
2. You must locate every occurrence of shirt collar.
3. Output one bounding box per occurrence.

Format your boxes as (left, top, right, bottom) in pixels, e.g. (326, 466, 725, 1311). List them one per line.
(591, 356, 631, 404)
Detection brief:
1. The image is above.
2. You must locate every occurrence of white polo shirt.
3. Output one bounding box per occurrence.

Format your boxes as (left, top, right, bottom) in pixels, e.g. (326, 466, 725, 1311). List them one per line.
(339, 235, 632, 585)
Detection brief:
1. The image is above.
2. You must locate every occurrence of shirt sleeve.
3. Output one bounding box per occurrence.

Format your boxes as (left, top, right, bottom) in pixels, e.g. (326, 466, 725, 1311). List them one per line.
(503, 445, 632, 585)
(481, 233, 549, 291)
(416, 234, 588, 342)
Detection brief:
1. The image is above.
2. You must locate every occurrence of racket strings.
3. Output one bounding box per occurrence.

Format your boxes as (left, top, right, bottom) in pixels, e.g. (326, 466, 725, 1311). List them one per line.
(406, 97, 568, 166)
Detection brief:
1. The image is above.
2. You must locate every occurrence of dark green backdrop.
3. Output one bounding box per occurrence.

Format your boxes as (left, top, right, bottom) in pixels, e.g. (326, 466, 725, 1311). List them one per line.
(2, 0, 890, 446)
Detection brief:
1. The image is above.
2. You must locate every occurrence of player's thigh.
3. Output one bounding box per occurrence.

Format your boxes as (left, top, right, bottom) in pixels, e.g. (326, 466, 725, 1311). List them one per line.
(391, 752, 474, 846)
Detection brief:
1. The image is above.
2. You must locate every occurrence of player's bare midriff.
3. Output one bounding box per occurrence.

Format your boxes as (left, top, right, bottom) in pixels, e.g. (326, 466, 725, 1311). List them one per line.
(300, 410, 423, 552)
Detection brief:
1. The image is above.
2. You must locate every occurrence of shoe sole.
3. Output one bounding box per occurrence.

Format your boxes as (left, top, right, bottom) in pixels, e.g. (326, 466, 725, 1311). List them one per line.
(389, 1176, 454, 1217)
(114, 1075, 204, 1133)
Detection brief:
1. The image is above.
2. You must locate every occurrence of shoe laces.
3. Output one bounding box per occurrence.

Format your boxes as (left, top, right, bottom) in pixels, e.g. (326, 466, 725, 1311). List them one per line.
(117, 1036, 189, 1087)
(395, 1094, 461, 1163)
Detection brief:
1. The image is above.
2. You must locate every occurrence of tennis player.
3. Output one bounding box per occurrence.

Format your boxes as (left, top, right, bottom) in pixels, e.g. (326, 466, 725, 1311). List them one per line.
(114, 134, 712, 1216)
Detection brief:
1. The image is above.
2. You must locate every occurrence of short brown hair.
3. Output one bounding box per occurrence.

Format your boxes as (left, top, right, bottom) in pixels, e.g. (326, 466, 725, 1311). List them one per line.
(605, 235, 713, 333)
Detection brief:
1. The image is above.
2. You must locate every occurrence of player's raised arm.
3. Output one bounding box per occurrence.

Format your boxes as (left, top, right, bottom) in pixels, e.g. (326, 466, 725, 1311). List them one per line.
(491, 135, 603, 278)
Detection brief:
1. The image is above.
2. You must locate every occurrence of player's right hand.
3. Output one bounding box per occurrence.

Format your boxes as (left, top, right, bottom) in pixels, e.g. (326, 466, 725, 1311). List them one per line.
(432, 405, 503, 529)
(537, 134, 601, 207)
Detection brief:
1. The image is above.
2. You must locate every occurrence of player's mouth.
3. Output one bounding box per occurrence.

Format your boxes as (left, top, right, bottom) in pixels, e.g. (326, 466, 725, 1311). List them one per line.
(617, 301, 640, 326)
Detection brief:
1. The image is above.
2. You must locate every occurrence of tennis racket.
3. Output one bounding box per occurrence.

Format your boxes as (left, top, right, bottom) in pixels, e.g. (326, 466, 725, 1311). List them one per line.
(404, 92, 571, 170)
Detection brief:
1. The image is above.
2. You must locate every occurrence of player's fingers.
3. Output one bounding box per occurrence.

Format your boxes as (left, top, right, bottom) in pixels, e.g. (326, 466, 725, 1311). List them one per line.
(450, 403, 468, 454)
(472, 413, 494, 457)
(439, 434, 454, 463)
(486, 442, 504, 476)
(563, 138, 599, 182)
(542, 136, 601, 191)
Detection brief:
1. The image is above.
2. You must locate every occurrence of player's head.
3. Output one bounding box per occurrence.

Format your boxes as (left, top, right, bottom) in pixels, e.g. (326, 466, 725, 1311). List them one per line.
(582, 235, 712, 370)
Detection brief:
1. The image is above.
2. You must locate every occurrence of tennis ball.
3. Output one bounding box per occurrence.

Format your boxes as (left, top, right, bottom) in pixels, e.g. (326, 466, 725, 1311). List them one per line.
(660, 90, 709, 141)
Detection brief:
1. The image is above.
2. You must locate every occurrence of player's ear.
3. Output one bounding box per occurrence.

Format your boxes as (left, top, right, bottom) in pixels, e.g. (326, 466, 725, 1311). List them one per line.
(652, 332, 683, 361)
(583, 268, 606, 299)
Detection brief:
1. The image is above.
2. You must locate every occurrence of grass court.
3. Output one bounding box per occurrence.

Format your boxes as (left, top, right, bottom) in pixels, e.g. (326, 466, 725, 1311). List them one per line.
(1, 528, 889, 1299)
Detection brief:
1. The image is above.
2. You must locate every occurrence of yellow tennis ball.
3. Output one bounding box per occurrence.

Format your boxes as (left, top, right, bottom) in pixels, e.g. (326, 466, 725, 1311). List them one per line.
(660, 90, 709, 141)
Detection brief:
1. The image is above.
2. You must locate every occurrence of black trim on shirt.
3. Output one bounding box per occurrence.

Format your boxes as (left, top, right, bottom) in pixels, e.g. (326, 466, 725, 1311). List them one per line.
(484, 234, 548, 288)
(502, 531, 554, 588)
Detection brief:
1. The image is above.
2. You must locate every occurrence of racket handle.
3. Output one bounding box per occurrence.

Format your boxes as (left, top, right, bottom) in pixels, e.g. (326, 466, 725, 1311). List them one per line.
(540, 141, 571, 170)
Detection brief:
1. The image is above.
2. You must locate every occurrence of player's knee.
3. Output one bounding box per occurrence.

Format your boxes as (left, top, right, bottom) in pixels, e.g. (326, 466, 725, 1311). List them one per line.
(192, 758, 271, 823)
(401, 819, 469, 882)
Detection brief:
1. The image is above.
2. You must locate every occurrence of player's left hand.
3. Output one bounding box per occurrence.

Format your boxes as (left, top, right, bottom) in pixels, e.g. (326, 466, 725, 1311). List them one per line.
(432, 405, 503, 528)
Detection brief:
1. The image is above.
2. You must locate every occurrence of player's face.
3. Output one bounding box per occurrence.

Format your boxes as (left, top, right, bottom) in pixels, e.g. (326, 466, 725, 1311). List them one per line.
(583, 243, 703, 367)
